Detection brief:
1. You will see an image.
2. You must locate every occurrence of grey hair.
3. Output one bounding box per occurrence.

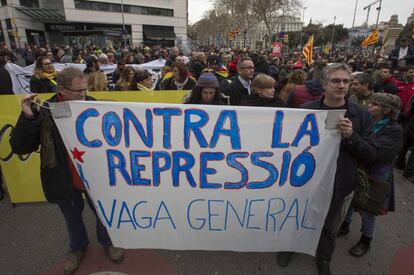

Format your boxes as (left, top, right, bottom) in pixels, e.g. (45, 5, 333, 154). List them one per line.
(236, 57, 253, 70)
(57, 67, 85, 90)
(322, 63, 352, 83)
(370, 92, 402, 120)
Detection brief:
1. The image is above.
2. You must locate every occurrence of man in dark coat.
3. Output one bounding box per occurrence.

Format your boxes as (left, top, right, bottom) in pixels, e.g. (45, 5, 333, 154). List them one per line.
(0, 56, 13, 95)
(10, 67, 123, 275)
(277, 63, 377, 275)
(389, 38, 414, 68)
(222, 57, 255, 105)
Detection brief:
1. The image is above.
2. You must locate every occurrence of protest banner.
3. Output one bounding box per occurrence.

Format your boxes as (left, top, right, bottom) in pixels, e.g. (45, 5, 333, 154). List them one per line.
(272, 42, 283, 57)
(50, 101, 343, 254)
(4, 59, 165, 94)
(0, 91, 187, 203)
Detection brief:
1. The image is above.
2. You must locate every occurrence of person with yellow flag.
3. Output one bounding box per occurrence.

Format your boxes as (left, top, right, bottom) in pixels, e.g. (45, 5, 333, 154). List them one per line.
(302, 34, 314, 65)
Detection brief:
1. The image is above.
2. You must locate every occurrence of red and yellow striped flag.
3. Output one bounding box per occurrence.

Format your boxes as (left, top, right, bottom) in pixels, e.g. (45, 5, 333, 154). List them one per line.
(361, 29, 379, 47)
(302, 35, 314, 65)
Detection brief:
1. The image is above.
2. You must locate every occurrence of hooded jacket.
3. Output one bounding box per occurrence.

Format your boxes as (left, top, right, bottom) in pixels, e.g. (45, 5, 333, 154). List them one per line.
(286, 79, 324, 108)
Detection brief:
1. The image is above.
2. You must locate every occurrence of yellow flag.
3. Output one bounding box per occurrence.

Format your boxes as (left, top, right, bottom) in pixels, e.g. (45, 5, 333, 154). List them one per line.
(361, 29, 379, 47)
(302, 35, 314, 65)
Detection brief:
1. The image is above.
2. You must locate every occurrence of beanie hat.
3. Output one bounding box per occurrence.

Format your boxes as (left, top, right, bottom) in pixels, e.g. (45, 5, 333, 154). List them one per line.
(196, 72, 219, 88)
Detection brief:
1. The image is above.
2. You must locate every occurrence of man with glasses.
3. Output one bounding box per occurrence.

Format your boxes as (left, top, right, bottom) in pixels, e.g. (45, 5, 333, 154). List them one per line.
(277, 63, 377, 275)
(223, 57, 255, 105)
(10, 67, 124, 275)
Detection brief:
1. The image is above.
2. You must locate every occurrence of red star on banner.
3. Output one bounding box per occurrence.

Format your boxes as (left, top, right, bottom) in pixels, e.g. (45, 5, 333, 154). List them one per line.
(71, 147, 85, 163)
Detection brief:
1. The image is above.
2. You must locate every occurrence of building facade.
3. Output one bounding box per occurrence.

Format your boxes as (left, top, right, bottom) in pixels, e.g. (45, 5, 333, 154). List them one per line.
(0, 0, 188, 49)
(250, 15, 302, 49)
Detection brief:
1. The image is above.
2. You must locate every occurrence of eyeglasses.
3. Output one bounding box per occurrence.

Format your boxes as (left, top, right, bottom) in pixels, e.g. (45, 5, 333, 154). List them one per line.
(62, 86, 87, 93)
(328, 78, 351, 85)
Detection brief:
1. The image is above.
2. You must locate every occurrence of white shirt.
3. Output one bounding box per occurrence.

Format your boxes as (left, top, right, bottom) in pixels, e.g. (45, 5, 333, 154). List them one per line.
(399, 46, 408, 60)
(238, 75, 251, 95)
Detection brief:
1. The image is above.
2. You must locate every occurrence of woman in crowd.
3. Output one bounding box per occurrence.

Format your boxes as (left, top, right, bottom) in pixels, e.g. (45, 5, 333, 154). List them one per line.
(136, 70, 154, 91)
(338, 93, 403, 257)
(30, 56, 58, 93)
(239, 73, 284, 107)
(161, 62, 196, 90)
(87, 71, 108, 91)
(280, 69, 307, 102)
(115, 66, 137, 91)
(183, 72, 226, 105)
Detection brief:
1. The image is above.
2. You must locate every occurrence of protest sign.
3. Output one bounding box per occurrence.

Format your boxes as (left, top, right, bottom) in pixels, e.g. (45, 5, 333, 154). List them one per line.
(4, 59, 165, 94)
(51, 101, 342, 254)
(0, 91, 187, 203)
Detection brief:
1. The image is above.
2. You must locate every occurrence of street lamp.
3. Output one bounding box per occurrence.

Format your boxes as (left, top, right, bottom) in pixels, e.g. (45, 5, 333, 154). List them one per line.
(331, 16, 336, 55)
(121, 0, 127, 48)
(348, 0, 359, 54)
(299, 6, 307, 50)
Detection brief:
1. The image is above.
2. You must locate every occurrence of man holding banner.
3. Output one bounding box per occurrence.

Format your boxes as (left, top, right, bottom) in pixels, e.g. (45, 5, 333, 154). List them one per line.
(9, 67, 123, 275)
(278, 63, 377, 275)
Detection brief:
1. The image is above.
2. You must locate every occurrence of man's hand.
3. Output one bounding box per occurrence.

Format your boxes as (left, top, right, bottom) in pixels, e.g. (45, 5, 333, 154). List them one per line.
(21, 94, 38, 118)
(338, 116, 353, 138)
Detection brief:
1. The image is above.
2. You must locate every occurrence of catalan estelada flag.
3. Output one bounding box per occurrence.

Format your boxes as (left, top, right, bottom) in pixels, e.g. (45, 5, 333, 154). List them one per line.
(302, 35, 314, 65)
(361, 29, 379, 47)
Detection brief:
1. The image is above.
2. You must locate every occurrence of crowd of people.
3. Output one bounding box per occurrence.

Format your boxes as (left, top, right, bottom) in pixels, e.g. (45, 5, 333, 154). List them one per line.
(1, 36, 414, 275)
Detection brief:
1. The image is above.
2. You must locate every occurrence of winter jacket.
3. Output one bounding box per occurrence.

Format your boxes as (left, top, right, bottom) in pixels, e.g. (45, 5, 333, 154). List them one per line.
(0, 66, 13, 94)
(9, 94, 96, 203)
(396, 80, 414, 112)
(29, 76, 57, 94)
(367, 120, 402, 178)
(302, 97, 377, 197)
(160, 76, 196, 90)
(374, 77, 398, 94)
(239, 94, 285, 107)
(389, 46, 414, 67)
(286, 80, 324, 108)
(222, 76, 250, 105)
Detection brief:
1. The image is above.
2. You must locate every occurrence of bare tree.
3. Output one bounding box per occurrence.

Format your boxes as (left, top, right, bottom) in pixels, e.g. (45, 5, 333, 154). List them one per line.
(251, 0, 301, 48)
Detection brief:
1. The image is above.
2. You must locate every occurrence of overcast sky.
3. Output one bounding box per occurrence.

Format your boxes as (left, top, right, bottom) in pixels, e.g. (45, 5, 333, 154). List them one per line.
(188, 0, 413, 28)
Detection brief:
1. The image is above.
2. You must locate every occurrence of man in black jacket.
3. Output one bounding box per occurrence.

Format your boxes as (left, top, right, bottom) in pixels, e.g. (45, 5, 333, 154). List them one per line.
(389, 38, 414, 68)
(222, 57, 255, 105)
(277, 63, 377, 275)
(10, 67, 123, 275)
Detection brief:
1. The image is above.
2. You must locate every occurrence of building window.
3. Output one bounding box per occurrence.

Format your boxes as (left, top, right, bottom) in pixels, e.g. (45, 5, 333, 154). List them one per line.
(1, 0, 7, 7)
(74, 0, 173, 17)
(20, 0, 39, 8)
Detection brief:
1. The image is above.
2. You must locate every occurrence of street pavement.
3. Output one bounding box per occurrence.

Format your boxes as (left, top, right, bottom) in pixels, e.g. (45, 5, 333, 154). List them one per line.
(0, 169, 413, 275)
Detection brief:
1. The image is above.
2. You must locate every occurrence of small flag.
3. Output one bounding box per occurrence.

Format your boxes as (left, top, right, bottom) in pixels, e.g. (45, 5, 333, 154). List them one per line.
(361, 29, 379, 47)
(302, 35, 314, 65)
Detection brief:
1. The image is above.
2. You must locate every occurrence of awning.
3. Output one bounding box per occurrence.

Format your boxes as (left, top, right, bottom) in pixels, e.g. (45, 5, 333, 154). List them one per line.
(143, 25, 175, 40)
(16, 7, 66, 24)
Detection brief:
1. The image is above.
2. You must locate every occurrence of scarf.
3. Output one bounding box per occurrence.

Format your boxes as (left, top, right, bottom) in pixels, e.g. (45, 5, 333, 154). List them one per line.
(42, 71, 58, 86)
(137, 83, 153, 91)
(373, 118, 390, 133)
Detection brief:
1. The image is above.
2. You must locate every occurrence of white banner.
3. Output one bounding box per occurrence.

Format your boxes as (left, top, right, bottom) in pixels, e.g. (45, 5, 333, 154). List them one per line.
(5, 59, 165, 94)
(51, 101, 343, 255)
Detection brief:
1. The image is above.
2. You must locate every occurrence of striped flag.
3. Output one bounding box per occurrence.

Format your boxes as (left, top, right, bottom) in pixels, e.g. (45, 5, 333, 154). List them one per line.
(302, 35, 314, 65)
(361, 29, 379, 47)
